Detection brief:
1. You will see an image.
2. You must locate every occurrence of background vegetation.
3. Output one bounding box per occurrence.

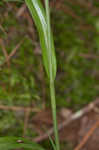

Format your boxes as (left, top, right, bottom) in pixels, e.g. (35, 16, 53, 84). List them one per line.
(0, 0, 99, 149)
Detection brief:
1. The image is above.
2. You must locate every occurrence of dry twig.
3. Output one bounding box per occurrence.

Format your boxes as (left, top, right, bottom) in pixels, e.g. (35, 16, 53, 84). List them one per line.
(0, 39, 10, 67)
(80, 53, 99, 59)
(16, 4, 26, 17)
(0, 104, 40, 137)
(34, 98, 99, 142)
(23, 108, 31, 137)
(0, 24, 7, 35)
(0, 104, 39, 112)
(0, 40, 23, 67)
(74, 120, 99, 150)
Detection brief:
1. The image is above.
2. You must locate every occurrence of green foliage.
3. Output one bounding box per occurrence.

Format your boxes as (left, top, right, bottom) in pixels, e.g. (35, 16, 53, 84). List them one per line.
(25, 0, 60, 150)
(0, 0, 99, 150)
(51, 9, 99, 109)
(0, 137, 45, 150)
(25, 0, 57, 80)
(0, 38, 39, 106)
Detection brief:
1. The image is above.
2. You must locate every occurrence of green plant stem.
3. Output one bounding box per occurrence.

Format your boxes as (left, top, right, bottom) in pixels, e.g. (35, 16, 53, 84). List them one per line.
(50, 81, 60, 150)
(45, 0, 60, 150)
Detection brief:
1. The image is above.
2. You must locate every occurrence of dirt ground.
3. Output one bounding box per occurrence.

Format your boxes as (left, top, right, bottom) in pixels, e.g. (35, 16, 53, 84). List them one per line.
(31, 105, 99, 150)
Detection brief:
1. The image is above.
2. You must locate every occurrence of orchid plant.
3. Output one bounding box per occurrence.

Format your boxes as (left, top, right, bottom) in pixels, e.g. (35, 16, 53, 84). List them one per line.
(0, 0, 60, 150)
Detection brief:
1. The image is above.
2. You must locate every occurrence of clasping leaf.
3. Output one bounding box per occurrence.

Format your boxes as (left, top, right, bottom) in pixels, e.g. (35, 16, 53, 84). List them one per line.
(25, 0, 57, 80)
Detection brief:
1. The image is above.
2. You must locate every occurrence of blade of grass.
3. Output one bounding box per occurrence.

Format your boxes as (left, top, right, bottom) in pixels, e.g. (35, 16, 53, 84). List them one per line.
(25, 0, 56, 80)
(49, 81, 60, 150)
(48, 134, 57, 150)
(25, 0, 60, 150)
(2, 0, 60, 149)
(45, 1, 60, 150)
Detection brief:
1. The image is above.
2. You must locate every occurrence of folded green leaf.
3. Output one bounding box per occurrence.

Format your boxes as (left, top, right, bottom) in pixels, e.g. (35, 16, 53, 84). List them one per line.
(25, 0, 57, 80)
(0, 136, 45, 150)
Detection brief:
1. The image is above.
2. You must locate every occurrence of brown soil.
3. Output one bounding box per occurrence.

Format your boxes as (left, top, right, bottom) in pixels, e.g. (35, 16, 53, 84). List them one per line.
(31, 108, 99, 150)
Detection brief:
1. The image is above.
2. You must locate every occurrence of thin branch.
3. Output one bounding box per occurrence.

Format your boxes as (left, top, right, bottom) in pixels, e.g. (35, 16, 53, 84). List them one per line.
(0, 39, 10, 67)
(0, 24, 7, 35)
(74, 120, 99, 150)
(23, 108, 31, 137)
(0, 104, 39, 112)
(16, 4, 26, 17)
(34, 98, 99, 142)
(80, 53, 99, 59)
(0, 40, 23, 67)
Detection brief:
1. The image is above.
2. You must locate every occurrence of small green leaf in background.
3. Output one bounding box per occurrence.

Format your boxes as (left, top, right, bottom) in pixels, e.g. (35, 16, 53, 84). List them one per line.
(0, 136, 45, 150)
